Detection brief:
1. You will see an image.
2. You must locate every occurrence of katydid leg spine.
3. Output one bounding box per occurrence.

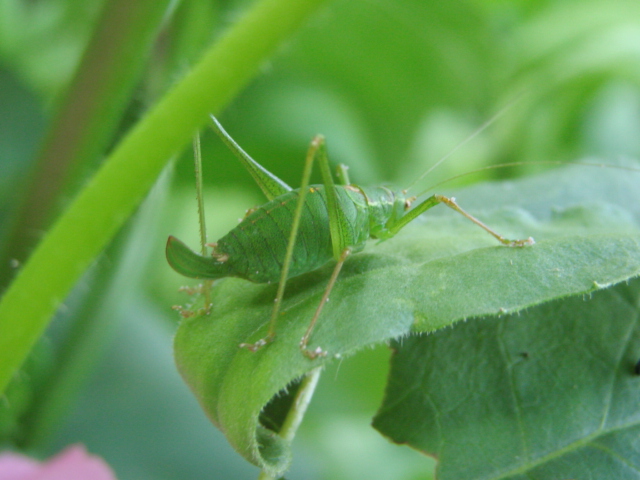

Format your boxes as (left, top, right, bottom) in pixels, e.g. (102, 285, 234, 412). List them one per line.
(166, 116, 535, 358)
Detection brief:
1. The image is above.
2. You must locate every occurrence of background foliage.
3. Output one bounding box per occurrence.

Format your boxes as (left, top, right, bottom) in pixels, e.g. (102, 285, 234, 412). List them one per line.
(1, 0, 640, 478)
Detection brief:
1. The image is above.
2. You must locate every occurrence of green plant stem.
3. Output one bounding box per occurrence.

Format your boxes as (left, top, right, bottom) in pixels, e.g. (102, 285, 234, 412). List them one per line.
(0, 0, 329, 395)
(20, 258, 119, 449)
(0, 0, 173, 289)
(280, 367, 322, 442)
(258, 367, 323, 480)
(21, 166, 173, 448)
(257, 469, 277, 480)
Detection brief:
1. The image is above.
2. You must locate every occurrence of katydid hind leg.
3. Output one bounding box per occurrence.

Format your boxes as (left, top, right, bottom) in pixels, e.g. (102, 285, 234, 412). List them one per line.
(240, 135, 357, 357)
(168, 133, 213, 318)
(300, 247, 352, 359)
(336, 163, 351, 185)
(239, 135, 327, 352)
(209, 115, 291, 201)
(297, 141, 359, 357)
(315, 140, 356, 261)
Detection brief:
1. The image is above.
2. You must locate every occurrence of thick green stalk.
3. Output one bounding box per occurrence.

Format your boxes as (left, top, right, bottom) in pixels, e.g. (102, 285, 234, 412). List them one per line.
(0, 0, 329, 395)
(0, 0, 173, 287)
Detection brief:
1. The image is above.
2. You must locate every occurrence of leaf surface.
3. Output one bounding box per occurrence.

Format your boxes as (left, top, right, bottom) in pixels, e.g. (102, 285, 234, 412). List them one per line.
(173, 160, 640, 476)
(373, 280, 640, 480)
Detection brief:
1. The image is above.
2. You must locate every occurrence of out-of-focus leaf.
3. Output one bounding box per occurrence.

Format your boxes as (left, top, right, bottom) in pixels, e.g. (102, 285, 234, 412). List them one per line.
(373, 279, 640, 480)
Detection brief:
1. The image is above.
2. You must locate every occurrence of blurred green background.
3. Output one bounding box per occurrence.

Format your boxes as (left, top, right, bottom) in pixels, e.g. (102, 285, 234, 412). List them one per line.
(1, 0, 640, 478)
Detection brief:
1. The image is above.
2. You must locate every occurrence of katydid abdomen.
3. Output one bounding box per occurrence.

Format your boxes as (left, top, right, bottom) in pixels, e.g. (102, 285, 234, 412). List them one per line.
(167, 184, 394, 284)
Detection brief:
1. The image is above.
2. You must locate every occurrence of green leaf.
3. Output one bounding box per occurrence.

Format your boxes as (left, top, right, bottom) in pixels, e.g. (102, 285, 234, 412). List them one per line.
(173, 160, 640, 475)
(373, 279, 640, 480)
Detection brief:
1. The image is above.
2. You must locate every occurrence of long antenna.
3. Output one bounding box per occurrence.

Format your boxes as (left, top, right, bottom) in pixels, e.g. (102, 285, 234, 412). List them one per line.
(413, 160, 640, 199)
(405, 93, 525, 192)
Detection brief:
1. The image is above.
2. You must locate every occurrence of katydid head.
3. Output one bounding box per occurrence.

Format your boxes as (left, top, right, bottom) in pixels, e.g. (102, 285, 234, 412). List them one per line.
(357, 185, 414, 240)
(404, 196, 417, 210)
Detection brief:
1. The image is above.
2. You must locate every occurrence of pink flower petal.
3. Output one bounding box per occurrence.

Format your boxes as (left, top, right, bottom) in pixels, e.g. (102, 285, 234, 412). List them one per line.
(0, 452, 40, 480)
(0, 445, 117, 480)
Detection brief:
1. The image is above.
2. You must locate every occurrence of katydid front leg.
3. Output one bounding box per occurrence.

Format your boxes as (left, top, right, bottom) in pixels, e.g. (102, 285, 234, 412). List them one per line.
(386, 194, 535, 246)
(296, 138, 359, 359)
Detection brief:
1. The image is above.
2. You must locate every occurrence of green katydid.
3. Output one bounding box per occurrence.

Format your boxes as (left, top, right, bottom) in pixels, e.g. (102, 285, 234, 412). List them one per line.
(166, 115, 534, 359)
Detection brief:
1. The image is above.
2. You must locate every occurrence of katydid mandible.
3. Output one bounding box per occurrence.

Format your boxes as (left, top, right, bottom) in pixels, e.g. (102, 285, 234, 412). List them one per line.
(166, 116, 534, 359)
